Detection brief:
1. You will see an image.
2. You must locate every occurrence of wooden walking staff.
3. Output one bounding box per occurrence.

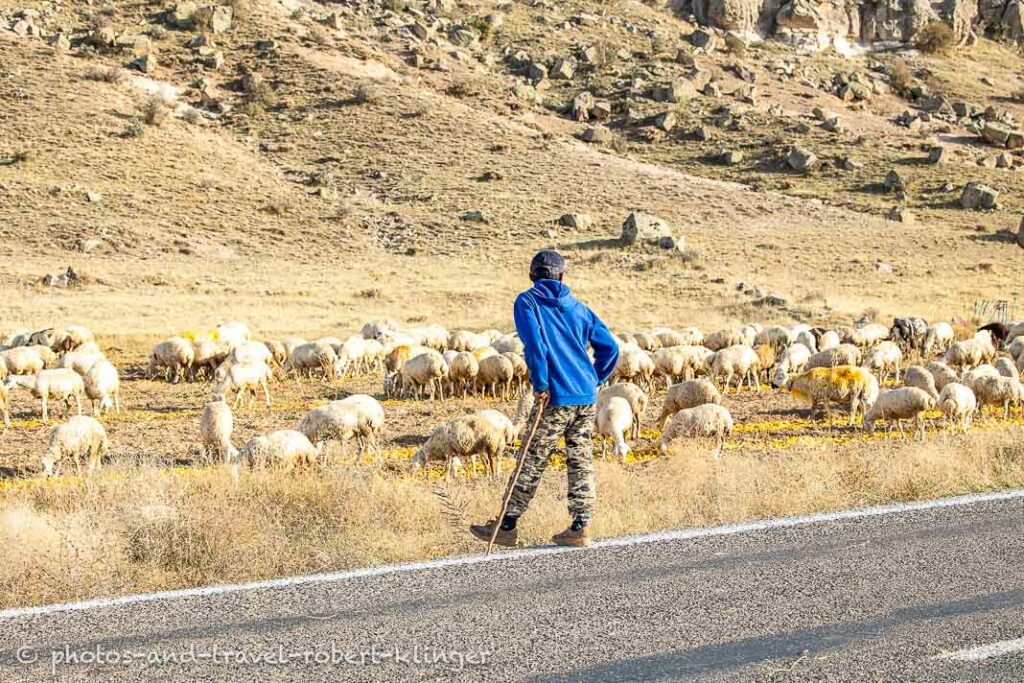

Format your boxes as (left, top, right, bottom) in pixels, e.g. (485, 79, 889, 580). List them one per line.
(486, 393, 549, 556)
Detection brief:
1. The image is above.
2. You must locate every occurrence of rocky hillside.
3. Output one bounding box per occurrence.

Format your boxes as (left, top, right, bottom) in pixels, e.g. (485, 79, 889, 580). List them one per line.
(1, 0, 1023, 330)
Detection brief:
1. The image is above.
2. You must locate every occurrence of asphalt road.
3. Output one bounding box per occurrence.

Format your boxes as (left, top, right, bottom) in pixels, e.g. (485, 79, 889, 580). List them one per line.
(2, 494, 1024, 682)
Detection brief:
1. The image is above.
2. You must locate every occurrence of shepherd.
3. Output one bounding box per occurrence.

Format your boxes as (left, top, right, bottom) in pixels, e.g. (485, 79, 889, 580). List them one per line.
(470, 249, 619, 548)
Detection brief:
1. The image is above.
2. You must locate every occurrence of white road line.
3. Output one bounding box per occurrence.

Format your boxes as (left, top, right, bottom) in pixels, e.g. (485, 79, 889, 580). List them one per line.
(2, 488, 1022, 621)
(936, 637, 1024, 661)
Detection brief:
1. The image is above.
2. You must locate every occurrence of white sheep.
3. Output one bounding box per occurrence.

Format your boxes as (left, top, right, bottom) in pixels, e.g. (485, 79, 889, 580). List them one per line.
(149, 337, 195, 383)
(401, 350, 448, 400)
(299, 394, 385, 459)
(412, 414, 509, 478)
(964, 364, 1000, 394)
(806, 343, 861, 370)
(216, 322, 251, 348)
(944, 331, 996, 373)
(938, 382, 977, 433)
(492, 334, 524, 355)
(994, 356, 1019, 379)
(659, 404, 734, 458)
(653, 345, 714, 385)
(0, 346, 45, 376)
(862, 387, 935, 440)
(447, 351, 479, 398)
(285, 342, 337, 381)
(474, 408, 515, 476)
(598, 383, 648, 439)
(863, 341, 902, 384)
(84, 360, 121, 416)
(851, 322, 890, 348)
(704, 328, 746, 352)
(5, 369, 84, 422)
(200, 395, 237, 464)
(40, 415, 109, 477)
(707, 344, 760, 394)
(925, 361, 958, 392)
(57, 349, 104, 377)
(27, 345, 58, 368)
(191, 340, 229, 381)
(217, 361, 272, 408)
(448, 330, 489, 352)
(973, 375, 1024, 419)
(771, 343, 812, 388)
(656, 379, 721, 428)
(818, 330, 841, 351)
(596, 396, 633, 464)
(240, 430, 318, 471)
(903, 365, 938, 400)
(477, 354, 515, 399)
(611, 346, 655, 392)
(922, 322, 955, 357)
(504, 352, 530, 396)
(754, 325, 792, 350)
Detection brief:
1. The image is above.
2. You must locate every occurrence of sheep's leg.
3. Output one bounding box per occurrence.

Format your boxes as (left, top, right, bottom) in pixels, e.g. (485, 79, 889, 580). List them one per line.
(849, 396, 860, 426)
(712, 435, 723, 460)
(261, 379, 271, 406)
(916, 414, 925, 441)
(73, 393, 81, 416)
(897, 420, 906, 440)
(41, 396, 48, 423)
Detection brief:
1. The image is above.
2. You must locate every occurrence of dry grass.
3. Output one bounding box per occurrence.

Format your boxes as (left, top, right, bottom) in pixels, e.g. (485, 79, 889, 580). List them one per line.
(3, 427, 1023, 610)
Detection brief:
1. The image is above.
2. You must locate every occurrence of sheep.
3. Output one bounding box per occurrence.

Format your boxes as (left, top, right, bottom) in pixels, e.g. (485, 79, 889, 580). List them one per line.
(200, 395, 237, 464)
(862, 341, 902, 384)
(363, 338, 385, 372)
(704, 329, 745, 352)
(753, 344, 777, 384)
(818, 330, 841, 351)
(504, 352, 529, 396)
(944, 331, 996, 373)
(889, 317, 928, 354)
(707, 344, 760, 394)
(40, 415, 109, 477)
(925, 361, 959, 392)
(84, 360, 121, 416)
(285, 342, 337, 381)
(0, 383, 8, 431)
(651, 328, 687, 348)
(263, 340, 288, 372)
(46, 325, 95, 353)
(335, 394, 385, 456)
(611, 346, 654, 391)
(973, 375, 1024, 419)
(56, 349, 104, 377)
(361, 318, 400, 340)
(148, 337, 195, 383)
(240, 430, 318, 471)
(474, 409, 516, 476)
(754, 325, 792, 350)
(659, 404, 734, 458)
(299, 395, 385, 459)
(493, 334, 524, 355)
(794, 329, 817, 353)
(217, 361, 272, 408)
(903, 365, 938, 400)
(964, 364, 1000, 393)
(1, 329, 31, 349)
(922, 322, 955, 357)
(771, 343, 812, 388)
(448, 330, 489, 352)
(334, 335, 368, 377)
(1007, 321, 1024, 343)
(656, 379, 721, 429)
(994, 356, 1019, 379)
(676, 327, 704, 346)
(805, 344, 861, 370)
(739, 324, 760, 347)
(783, 366, 876, 425)
(632, 331, 659, 351)
(447, 351, 480, 398)
(401, 350, 447, 400)
(0, 346, 45, 376)
(476, 354, 515, 399)
(280, 337, 308, 358)
(1007, 336, 1024, 362)
(216, 322, 251, 348)
(191, 340, 230, 381)
(598, 383, 648, 439)
(851, 323, 890, 348)
(938, 382, 977, 433)
(411, 414, 508, 479)
(5, 369, 85, 422)
(596, 396, 633, 464)
(28, 345, 58, 368)
(862, 387, 935, 440)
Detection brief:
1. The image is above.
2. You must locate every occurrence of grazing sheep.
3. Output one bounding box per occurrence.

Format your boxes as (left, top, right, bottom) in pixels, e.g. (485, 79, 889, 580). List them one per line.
(57, 349, 104, 377)
(925, 361, 959, 392)
(651, 328, 687, 348)
(504, 352, 529, 396)
(0, 346, 45, 376)
(411, 414, 508, 479)
(663, 345, 714, 382)
(611, 346, 655, 391)
(28, 345, 58, 368)
(863, 341, 902, 384)
(903, 365, 938, 400)
(1007, 322, 1024, 343)
(493, 334, 525, 355)
(783, 366, 876, 425)
(596, 396, 633, 464)
(922, 322, 955, 357)
(335, 394, 385, 456)
(40, 415, 109, 477)
(704, 329, 745, 352)
(818, 330, 841, 351)
(46, 325, 95, 353)
(240, 430, 318, 471)
(5, 369, 84, 422)
(361, 318, 400, 340)
(598, 383, 648, 439)
(964, 364, 1000, 393)
(753, 344, 777, 384)
(804, 344, 860, 371)
(659, 404, 734, 458)
(994, 356, 1019, 379)
(401, 350, 447, 400)
(200, 395, 237, 464)
(476, 354, 515, 399)
(656, 379, 721, 429)
(739, 324, 760, 347)
(771, 343, 812, 388)
(754, 325, 792, 350)
(972, 375, 1024, 419)
(944, 331, 996, 373)
(472, 346, 499, 362)
(889, 317, 928, 353)
(794, 329, 817, 353)
(149, 337, 195, 383)
(300, 395, 385, 459)
(190, 340, 229, 381)
(263, 340, 288, 371)
(448, 330, 489, 352)
(217, 361, 272, 408)
(977, 322, 1010, 350)
(707, 344, 760, 394)
(851, 323, 889, 348)
(1007, 336, 1024, 362)
(448, 351, 480, 398)
(285, 342, 337, 381)
(334, 335, 368, 377)
(862, 387, 935, 440)
(215, 322, 251, 348)
(632, 331, 659, 351)
(0, 383, 8, 431)
(474, 409, 515, 476)
(938, 382, 977, 433)
(84, 360, 120, 416)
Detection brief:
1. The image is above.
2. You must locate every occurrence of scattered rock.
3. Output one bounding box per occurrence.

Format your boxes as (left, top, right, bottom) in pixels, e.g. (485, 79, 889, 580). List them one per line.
(1018, 216, 1024, 249)
(886, 206, 913, 223)
(653, 111, 677, 132)
(959, 182, 1000, 210)
(927, 147, 946, 164)
(170, 1, 199, 28)
(786, 147, 817, 172)
(130, 54, 158, 73)
(557, 213, 592, 230)
(621, 210, 672, 246)
(42, 266, 79, 289)
(580, 126, 611, 143)
(460, 209, 488, 223)
(720, 150, 744, 165)
(883, 169, 904, 192)
(997, 151, 1014, 168)
(550, 56, 576, 80)
(658, 235, 685, 251)
(754, 294, 788, 308)
(839, 156, 862, 171)
(875, 262, 894, 273)
(85, 191, 102, 203)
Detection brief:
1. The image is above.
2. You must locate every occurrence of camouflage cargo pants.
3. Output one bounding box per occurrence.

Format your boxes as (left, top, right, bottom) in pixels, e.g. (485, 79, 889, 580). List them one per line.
(506, 403, 596, 523)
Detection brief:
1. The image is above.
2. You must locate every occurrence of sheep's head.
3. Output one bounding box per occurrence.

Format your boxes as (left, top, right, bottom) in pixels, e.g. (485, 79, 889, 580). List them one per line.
(40, 451, 57, 477)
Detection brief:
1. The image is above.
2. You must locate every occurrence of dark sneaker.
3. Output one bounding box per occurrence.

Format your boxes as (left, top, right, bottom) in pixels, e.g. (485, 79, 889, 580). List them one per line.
(470, 520, 518, 547)
(552, 525, 591, 548)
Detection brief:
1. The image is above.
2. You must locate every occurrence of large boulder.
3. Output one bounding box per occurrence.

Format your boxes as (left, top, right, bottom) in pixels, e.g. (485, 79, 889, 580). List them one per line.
(621, 211, 672, 246)
(959, 182, 1000, 210)
(786, 147, 818, 172)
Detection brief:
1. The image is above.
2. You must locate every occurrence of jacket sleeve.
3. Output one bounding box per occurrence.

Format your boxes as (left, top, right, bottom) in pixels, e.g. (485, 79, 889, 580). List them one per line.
(514, 295, 550, 393)
(588, 311, 620, 386)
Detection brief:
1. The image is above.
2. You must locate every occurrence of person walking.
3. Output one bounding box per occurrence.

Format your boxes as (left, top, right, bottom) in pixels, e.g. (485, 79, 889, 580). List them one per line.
(470, 250, 619, 548)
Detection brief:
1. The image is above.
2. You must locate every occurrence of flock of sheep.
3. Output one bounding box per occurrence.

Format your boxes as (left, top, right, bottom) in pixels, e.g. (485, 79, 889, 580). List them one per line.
(2, 314, 1024, 480)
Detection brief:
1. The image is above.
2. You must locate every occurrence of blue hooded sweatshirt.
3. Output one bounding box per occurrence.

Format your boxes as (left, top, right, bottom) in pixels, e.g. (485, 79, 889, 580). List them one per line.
(513, 280, 620, 406)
